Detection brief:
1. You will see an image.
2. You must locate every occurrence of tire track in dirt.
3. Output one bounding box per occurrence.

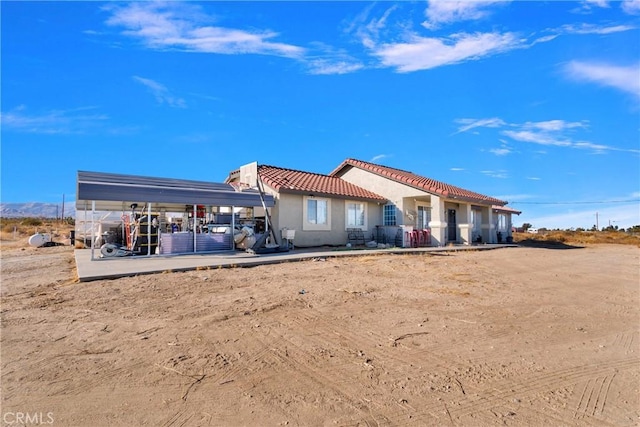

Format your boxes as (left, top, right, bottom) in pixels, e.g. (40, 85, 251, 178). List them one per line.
(604, 301, 637, 318)
(290, 309, 464, 374)
(51, 359, 147, 397)
(208, 308, 427, 424)
(2, 353, 129, 404)
(610, 329, 638, 353)
(212, 327, 288, 386)
(264, 335, 392, 426)
(572, 373, 617, 420)
(200, 321, 390, 426)
(272, 309, 470, 425)
(422, 358, 637, 424)
(161, 409, 193, 427)
(351, 358, 636, 427)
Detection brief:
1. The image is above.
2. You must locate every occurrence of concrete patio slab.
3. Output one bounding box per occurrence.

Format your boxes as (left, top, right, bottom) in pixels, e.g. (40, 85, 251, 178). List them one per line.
(74, 244, 518, 281)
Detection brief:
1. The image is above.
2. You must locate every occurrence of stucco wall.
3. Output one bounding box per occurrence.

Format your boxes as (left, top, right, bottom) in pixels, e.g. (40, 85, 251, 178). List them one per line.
(339, 168, 428, 204)
(338, 167, 432, 226)
(338, 166, 507, 246)
(268, 188, 382, 247)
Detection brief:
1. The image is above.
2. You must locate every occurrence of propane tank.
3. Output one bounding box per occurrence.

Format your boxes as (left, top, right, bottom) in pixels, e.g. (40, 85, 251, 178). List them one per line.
(28, 233, 51, 248)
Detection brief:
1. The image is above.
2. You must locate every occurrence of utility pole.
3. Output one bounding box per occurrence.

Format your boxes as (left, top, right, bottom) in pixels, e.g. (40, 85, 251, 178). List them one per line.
(61, 194, 65, 223)
(595, 212, 599, 231)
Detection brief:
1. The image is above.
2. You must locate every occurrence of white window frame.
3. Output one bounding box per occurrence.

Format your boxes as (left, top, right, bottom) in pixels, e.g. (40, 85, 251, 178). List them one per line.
(497, 213, 507, 231)
(416, 205, 431, 229)
(471, 209, 482, 239)
(383, 204, 396, 226)
(345, 201, 367, 231)
(303, 196, 331, 231)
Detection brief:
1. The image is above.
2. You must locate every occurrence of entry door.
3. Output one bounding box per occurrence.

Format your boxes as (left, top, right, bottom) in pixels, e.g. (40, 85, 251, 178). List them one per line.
(447, 209, 457, 242)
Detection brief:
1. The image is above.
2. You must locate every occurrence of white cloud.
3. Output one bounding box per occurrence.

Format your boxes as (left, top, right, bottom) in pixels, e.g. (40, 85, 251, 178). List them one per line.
(455, 117, 637, 154)
(422, 1, 508, 30)
(533, 34, 559, 44)
(370, 154, 389, 163)
(564, 61, 640, 98)
(571, 0, 610, 14)
(489, 147, 512, 156)
(305, 43, 365, 75)
(454, 117, 506, 134)
(0, 106, 108, 134)
(306, 59, 364, 75)
(450, 167, 465, 171)
(502, 130, 573, 147)
(622, 0, 640, 15)
(374, 32, 522, 73)
(352, 4, 399, 50)
(105, 2, 304, 58)
(585, 0, 610, 7)
(132, 76, 186, 108)
(481, 170, 508, 179)
(107, 2, 365, 75)
(522, 120, 588, 132)
(561, 23, 637, 35)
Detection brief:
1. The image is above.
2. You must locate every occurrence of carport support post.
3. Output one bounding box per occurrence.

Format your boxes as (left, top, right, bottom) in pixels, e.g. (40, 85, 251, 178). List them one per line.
(193, 204, 197, 253)
(147, 203, 152, 256)
(231, 206, 236, 251)
(83, 201, 89, 255)
(91, 201, 96, 260)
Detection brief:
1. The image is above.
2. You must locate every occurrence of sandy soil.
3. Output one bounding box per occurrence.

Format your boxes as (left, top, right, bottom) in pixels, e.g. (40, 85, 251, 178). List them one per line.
(1, 243, 638, 426)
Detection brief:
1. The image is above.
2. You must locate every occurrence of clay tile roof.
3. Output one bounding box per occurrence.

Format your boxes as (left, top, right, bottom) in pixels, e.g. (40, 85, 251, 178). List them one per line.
(493, 205, 522, 215)
(258, 164, 386, 202)
(330, 158, 506, 206)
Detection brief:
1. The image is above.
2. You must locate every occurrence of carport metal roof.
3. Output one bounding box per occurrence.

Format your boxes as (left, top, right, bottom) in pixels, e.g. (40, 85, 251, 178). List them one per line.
(76, 170, 274, 211)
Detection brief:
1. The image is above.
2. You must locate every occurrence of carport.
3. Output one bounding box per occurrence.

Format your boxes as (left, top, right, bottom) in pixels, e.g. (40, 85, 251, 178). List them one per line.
(75, 171, 275, 260)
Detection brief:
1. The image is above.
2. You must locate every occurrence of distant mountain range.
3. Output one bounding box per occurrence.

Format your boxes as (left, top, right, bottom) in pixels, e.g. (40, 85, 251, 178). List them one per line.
(0, 202, 76, 218)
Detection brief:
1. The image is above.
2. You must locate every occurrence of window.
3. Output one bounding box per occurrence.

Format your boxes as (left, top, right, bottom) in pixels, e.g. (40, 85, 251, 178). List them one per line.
(472, 210, 481, 229)
(383, 204, 396, 226)
(472, 209, 482, 240)
(417, 206, 431, 229)
(346, 201, 366, 230)
(303, 197, 331, 231)
(307, 199, 327, 225)
(497, 214, 507, 231)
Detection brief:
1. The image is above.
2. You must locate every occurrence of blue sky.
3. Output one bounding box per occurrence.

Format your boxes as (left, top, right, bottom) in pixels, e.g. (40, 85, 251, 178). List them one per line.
(2, 1, 639, 229)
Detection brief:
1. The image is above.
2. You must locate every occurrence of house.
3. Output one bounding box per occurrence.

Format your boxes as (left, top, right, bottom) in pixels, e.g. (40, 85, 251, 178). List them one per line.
(227, 162, 387, 247)
(493, 205, 522, 242)
(76, 159, 520, 260)
(229, 159, 520, 247)
(330, 159, 519, 246)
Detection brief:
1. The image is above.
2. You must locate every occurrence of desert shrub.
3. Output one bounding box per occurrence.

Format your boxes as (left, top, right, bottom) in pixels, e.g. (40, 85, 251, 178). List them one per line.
(513, 231, 639, 246)
(0, 217, 75, 244)
(21, 218, 43, 227)
(2, 223, 17, 233)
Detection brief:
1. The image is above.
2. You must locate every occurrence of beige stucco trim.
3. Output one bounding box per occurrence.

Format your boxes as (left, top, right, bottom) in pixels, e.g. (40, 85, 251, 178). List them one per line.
(302, 196, 332, 231)
(344, 200, 368, 231)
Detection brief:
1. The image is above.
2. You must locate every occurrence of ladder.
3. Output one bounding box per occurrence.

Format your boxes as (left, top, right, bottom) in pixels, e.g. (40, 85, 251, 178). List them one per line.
(122, 214, 133, 249)
(256, 173, 279, 246)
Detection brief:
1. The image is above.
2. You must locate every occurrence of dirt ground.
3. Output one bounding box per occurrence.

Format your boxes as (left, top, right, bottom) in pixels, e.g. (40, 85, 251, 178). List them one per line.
(1, 243, 638, 426)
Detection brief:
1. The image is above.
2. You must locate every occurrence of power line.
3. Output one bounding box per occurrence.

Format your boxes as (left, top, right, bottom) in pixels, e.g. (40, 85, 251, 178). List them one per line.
(510, 199, 640, 205)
